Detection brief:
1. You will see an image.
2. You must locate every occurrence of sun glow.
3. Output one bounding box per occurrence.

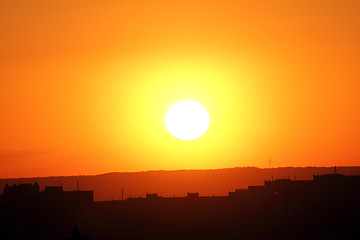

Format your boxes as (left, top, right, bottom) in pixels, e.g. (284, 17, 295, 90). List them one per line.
(165, 101, 210, 141)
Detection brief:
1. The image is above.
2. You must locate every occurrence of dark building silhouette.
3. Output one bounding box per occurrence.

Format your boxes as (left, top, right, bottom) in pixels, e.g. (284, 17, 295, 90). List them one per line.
(0, 182, 93, 240)
(146, 193, 160, 199)
(1, 172, 360, 240)
(1, 183, 93, 205)
(186, 192, 199, 198)
(1, 182, 40, 201)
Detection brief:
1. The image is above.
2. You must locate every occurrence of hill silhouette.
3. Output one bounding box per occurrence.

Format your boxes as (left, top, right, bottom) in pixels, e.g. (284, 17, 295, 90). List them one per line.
(1, 166, 360, 201)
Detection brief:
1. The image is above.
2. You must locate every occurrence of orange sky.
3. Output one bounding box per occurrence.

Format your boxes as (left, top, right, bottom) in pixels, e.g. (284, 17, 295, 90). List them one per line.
(1, 0, 360, 178)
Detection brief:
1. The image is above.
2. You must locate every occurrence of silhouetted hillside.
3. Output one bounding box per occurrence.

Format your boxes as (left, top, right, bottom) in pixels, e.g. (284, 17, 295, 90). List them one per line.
(1, 167, 359, 201)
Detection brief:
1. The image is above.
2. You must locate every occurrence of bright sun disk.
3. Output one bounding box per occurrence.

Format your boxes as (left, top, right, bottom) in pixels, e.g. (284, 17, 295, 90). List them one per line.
(165, 101, 210, 141)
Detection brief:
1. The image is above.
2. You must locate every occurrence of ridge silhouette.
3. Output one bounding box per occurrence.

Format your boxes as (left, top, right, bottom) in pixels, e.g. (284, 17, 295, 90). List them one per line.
(2, 166, 360, 201)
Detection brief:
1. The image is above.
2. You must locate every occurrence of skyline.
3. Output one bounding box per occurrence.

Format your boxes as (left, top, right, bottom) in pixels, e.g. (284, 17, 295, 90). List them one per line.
(2, 169, 360, 239)
(1, 0, 360, 178)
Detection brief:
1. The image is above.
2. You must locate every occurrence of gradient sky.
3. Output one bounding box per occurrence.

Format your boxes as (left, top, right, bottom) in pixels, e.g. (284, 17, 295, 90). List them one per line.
(1, 0, 360, 178)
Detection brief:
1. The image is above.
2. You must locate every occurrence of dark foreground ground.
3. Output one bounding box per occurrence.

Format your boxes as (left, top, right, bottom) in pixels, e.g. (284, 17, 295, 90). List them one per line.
(1, 190, 359, 240)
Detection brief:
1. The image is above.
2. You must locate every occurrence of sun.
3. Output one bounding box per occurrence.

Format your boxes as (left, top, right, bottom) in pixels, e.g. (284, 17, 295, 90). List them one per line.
(165, 101, 210, 141)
